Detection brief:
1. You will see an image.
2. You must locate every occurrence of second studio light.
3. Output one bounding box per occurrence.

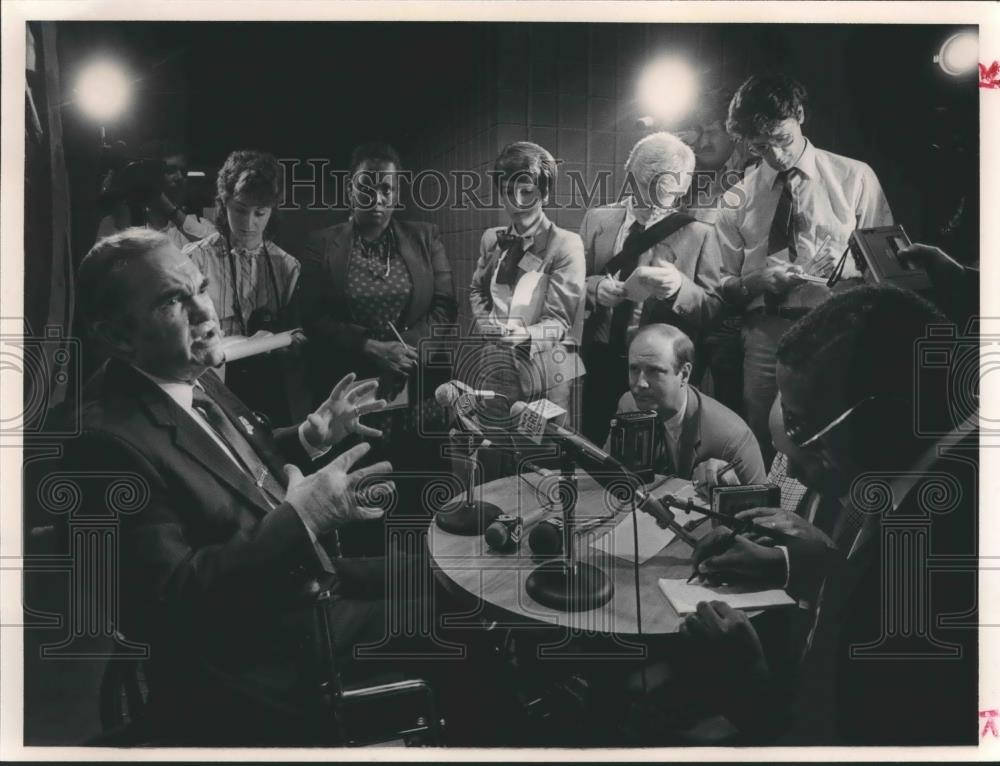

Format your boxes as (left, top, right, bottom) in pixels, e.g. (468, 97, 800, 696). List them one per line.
(637, 55, 699, 127)
(934, 31, 978, 77)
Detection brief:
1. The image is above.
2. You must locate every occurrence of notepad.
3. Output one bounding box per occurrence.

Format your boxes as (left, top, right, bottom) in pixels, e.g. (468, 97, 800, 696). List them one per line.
(592, 494, 702, 563)
(657, 578, 795, 615)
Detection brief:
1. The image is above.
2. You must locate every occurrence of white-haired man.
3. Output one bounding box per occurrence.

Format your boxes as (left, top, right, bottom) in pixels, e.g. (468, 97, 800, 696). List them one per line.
(580, 131, 723, 444)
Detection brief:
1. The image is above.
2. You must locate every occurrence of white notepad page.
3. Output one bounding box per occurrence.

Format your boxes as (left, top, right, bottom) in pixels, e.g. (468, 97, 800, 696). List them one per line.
(658, 578, 795, 615)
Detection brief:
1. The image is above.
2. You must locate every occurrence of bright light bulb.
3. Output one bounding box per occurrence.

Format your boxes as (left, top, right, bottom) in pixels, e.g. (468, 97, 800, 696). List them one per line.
(76, 60, 131, 122)
(936, 32, 978, 76)
(637, 56, 699, 126)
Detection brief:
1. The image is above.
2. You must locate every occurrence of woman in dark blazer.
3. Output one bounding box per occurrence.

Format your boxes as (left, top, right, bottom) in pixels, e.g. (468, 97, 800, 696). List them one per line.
(298, 143, 457, 395)
(297, 142, 457, 491)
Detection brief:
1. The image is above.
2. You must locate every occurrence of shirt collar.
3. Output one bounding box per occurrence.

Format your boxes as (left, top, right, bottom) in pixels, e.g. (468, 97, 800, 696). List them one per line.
(625, 196, 671, 230)
(505, 212, 552, 253)
(132, 364, 202, 410)
(230, 240, 266, 258)
(765, 138, 816, 187)
(662, 389, 689, 435)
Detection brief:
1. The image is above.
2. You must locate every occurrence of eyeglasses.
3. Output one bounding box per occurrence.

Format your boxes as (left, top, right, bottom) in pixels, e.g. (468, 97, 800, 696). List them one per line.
(783, 395, 882, 449)
(747, 133, 797, 156)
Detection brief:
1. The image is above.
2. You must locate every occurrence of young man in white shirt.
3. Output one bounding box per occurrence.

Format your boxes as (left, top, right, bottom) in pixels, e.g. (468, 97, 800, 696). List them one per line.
(715, 74, 893, 466)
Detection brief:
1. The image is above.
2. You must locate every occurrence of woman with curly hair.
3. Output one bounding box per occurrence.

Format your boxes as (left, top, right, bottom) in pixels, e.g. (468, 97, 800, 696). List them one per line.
(184, 149, 306, 425)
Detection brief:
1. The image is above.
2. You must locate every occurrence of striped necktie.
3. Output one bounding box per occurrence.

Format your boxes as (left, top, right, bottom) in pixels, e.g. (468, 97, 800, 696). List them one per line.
(768, 168, 799, 262)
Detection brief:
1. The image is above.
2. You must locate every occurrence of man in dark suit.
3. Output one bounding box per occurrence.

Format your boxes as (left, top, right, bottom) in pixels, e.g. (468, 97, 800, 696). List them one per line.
(580, 132, 723, 445)
(64, 228, 406, 744)
(680, 285, 977, 745)
(609, 323, 765, 489)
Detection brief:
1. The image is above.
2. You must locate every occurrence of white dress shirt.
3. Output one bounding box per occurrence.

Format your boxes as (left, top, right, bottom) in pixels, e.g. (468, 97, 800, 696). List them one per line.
(716, 139, 893, 310)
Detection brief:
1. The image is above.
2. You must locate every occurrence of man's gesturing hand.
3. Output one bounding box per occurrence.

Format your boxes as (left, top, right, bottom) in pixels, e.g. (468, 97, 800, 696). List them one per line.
(284, 442, 391, 537)
(302, 372, 388, 451)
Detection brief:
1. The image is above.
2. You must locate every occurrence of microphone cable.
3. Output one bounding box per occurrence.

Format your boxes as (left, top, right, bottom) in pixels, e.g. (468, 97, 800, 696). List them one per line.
(626, 488, 647, 696)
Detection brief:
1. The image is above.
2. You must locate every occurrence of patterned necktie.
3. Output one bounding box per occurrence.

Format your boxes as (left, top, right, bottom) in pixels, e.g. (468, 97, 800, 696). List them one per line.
(608, 221, 646, 348)
(768, 168, 798, 262)
(192, 387, 285, 506)
(495, 231, 527, 286)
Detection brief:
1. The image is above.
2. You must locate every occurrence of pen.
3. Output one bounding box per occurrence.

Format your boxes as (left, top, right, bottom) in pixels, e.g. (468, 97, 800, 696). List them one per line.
(386, 321, 409, 347)
(686, 527, 738, 583)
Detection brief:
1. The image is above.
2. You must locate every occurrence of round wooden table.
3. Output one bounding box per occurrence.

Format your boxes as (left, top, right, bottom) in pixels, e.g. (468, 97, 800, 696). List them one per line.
(429, 471, 708, 636)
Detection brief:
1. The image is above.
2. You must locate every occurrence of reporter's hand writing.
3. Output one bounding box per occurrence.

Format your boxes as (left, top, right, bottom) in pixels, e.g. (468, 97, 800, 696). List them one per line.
(595, 276, 627, 307)
(742, 263, 805, 297)
(283, 442, 391, 536)
(805, 247, 838, 278)
(645, 262, 684, 300)
(365, 339, 418, 376)
(691, 528, 786, 586)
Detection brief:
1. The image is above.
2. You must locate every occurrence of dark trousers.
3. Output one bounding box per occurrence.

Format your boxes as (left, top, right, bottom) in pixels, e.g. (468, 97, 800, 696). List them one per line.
(581, 342, 630, 447)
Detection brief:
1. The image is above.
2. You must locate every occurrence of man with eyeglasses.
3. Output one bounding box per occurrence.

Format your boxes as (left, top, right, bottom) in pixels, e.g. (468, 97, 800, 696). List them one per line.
(715, 74, 893, 466)
(674, 285, 976, 745)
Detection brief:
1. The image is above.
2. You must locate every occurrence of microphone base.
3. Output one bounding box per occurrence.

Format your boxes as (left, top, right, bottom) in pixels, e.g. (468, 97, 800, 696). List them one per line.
(435, 499, 503, 536)
(525, 560, 614, 612)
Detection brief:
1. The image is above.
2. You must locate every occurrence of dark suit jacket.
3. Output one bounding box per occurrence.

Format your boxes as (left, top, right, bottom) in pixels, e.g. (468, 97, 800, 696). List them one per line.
(297, 218, 458, 396)
(62, 359, 348, 728)
(763, 425, 979, 745)
(610, 385, 766, 484)
(580, 203, 723, 349)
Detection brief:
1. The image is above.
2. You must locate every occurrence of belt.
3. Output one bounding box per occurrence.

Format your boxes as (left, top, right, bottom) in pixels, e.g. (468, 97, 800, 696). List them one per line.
(746, 305, 812, 320)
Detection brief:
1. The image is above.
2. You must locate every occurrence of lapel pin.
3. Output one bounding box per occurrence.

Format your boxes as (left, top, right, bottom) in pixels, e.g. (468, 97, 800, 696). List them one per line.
(238, 415, 255, 435)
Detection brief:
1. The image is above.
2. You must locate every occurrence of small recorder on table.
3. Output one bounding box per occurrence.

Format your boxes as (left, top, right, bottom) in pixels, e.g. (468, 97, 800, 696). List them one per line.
(608, 409, 658, 484)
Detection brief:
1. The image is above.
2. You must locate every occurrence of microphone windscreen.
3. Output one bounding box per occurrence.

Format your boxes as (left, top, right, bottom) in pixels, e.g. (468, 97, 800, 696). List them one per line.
(528, 518, 562, 557)
(484, 521, 510, 550)
(435, 382, 459, 408)
(509, 400, 529, 419)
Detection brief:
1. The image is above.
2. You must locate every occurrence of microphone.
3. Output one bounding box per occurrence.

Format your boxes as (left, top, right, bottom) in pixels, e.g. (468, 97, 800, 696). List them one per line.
(510, 400, 634, 475)
(434, 380, 499, 416)
(484, 514, 523, 551)
(527, 515, 608, 558)
(509, 400, 696, 545)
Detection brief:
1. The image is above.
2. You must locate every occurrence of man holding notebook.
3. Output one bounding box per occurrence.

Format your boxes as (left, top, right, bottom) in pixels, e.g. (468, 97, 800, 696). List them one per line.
(580, 132, 724, 445)
(677, 285, 976, 746)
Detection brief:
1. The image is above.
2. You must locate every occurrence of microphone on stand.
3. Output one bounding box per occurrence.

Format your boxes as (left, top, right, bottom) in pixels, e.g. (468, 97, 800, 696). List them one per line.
(528, 515, 609, 557)
(433, 381, 503, 535)
(509, 401, 697, 547)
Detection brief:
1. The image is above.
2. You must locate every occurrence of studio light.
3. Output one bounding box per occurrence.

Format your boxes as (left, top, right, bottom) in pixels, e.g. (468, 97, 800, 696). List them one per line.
(75, 59, 131, 123)
(935, 31, 978, 77)
(637, 56, 699, 127)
